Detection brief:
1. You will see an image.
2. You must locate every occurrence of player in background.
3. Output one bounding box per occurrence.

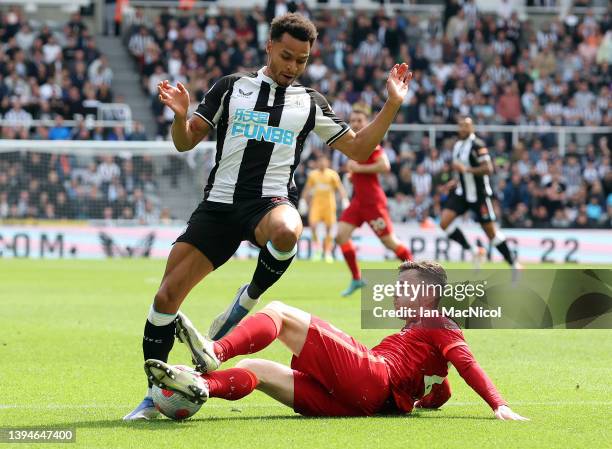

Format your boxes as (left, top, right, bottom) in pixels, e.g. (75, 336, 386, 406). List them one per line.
(300, 154, 349, 262)
(124, 12, 413, 420)
(147, 261, 528, 421)
(440, 117, 521, 273)
(336, 108, 413, 296)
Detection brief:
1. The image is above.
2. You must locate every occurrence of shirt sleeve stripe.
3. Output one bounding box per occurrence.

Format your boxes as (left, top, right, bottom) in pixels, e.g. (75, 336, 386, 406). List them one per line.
(442, 341, 468, 358)
(326, 125, 350, 145)
(193, 111, 215, 128)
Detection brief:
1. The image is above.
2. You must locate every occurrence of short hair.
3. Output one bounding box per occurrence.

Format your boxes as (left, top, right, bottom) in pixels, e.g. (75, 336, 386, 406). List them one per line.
(270, 13, 318, 46)
(398, 261, 447, 304)
(350, 106, 371, 118)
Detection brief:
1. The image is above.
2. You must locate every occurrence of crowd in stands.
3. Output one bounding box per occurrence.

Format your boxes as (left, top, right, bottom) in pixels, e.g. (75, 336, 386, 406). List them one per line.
(123, 1, 610, 228)
(0, 2, 610, 228)
(0, 7, 130, 140)
(0, 151, 171, 223)
(0, 7, 169, 222)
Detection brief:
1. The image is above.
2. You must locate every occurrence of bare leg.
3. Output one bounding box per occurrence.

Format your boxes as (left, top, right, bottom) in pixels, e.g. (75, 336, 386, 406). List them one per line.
(480, 221, 497, 240)
(209, 205, 303, 340)
(322, 223, 331, 257)
(236, 359, 295, 408)
(379, 233, 402, 251)
(216, 300, 311, 408)
(481, 221, 516, 266)
(439, 208, 458, 231)
(335, 221, 356, 246)
(263, 301, 310, 356)
(154, 242, 214, 314)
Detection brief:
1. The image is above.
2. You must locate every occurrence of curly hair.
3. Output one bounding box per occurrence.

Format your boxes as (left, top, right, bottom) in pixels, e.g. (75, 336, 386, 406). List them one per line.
(270, 13, 318, 46)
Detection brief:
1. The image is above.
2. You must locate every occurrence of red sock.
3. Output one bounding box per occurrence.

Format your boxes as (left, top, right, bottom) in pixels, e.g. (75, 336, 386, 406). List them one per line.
(340, 241, 361, 280)
(202, 368, 258, 400)
(394, 244, 413, 261)
(213, 311, 282, 362)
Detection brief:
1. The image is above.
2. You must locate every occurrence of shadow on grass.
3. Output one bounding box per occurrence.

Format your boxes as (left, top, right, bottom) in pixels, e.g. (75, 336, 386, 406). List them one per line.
(49, 411, 492, 430)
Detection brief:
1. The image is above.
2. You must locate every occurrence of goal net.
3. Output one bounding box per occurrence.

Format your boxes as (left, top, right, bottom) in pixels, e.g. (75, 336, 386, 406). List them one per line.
(0, 139, 216, 224)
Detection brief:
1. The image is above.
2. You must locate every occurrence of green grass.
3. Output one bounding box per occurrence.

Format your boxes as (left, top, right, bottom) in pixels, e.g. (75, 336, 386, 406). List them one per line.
(0, 259, 610, 449)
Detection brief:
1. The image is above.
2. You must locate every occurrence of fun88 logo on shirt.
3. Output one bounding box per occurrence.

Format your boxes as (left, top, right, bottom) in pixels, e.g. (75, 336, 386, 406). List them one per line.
(231, 109, 295, 145)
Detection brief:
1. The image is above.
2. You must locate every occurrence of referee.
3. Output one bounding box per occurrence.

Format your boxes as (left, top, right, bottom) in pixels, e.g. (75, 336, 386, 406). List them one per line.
(439, 117, 520, 271)
(124, 13, 413, 420)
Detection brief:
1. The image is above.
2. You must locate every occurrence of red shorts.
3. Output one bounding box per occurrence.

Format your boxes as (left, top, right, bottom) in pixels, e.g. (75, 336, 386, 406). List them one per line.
(339, 199, 393, 237)
(291, 316, 391, 416)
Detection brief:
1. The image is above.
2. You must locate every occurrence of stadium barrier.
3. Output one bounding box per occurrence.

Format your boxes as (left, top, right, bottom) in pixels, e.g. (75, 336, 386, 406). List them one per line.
(388, 124, 611, 156)
(0, 223, 610, 264)
(1, 138, 610, 265)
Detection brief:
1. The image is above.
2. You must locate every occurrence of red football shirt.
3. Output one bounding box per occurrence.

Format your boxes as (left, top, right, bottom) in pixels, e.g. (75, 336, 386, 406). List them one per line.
(351, 145, 387, 205)
(371, 316, 506, 413)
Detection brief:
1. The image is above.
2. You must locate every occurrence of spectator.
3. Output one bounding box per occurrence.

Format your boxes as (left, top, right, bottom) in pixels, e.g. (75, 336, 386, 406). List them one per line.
(412, 164, 432, 196)
(48, 115, 71, 140)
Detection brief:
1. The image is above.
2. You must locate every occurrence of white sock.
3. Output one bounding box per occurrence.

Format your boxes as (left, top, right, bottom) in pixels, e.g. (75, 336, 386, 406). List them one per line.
(147, 387, 152, 398)
(491, 231, 506, 247)
(238, 285, 258, 310)
(147, 304, 177, 326)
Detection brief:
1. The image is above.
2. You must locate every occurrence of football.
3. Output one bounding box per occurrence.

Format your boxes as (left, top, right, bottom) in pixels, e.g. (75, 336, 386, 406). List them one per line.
(151, 365, 206, 420)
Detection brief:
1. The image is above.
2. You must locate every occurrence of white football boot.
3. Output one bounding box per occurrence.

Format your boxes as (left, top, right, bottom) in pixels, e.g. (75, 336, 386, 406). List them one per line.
(175, 311, 221, 373)
(144, 359, 209, 404)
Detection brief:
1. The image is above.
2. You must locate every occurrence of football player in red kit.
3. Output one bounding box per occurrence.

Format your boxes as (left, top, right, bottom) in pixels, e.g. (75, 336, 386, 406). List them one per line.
(336, 108, 413, 297)
(146, 261, 528, 421)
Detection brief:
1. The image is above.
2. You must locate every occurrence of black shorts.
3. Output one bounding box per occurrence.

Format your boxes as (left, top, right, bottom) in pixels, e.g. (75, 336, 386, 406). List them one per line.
(443, 191, 496, 224)
(175, 196, 298, 269)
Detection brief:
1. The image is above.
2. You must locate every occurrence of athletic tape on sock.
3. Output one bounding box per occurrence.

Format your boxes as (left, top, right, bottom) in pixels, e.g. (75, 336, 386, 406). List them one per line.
(147, 304, 178, 326)
(266, 241, 297, 261)
(444, 221, 458, 235)
(492, 232, 507, 247)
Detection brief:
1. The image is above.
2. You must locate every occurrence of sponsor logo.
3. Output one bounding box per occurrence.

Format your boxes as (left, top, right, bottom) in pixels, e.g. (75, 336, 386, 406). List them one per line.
(238, 88, 253, 97)
(98, 231, 155, 258)
(231, 108, 295, 145)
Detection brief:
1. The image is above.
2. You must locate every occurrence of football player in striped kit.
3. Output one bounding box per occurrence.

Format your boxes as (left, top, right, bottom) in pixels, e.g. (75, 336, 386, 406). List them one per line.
(124, 13, 413, 420)
(439, 117, 521, 272)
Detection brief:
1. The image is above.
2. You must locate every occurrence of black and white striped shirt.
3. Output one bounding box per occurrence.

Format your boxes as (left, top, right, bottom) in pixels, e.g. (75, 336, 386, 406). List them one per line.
(452, 133, 493, 203)
(194, 67, 349, 204)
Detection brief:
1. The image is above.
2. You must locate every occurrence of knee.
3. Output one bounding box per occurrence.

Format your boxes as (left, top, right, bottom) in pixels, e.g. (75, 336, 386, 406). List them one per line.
(235, 358, 258, 370)
(270, 223, 300, 251)
(154, 286, 180, 313)
(235, 358, 266, 383)
(264, 300, 287, 316)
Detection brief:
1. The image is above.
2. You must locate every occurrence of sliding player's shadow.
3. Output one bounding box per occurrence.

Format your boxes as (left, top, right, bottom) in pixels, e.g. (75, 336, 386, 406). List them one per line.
(49, 413, 492, 430)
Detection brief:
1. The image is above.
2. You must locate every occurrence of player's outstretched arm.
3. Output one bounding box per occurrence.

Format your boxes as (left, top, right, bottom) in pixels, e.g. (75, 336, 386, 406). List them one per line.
(347, 152, 391, 174)
(446, 344, 529, 421)
(331, 64, 412, 162)
(158, 80, 212, 152)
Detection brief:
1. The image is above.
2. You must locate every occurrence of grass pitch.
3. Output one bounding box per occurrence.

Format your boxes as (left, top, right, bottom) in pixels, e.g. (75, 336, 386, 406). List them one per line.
(0, 258, 610, 449)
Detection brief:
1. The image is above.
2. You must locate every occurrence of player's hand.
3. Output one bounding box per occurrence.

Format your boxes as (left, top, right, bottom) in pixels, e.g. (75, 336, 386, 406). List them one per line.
(494, 405, 529, 421)
(158, 80, 190, 119)
(341, 198, 350, 210)
(386, 63, 412, 105)
(452, 161, 467, 173)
